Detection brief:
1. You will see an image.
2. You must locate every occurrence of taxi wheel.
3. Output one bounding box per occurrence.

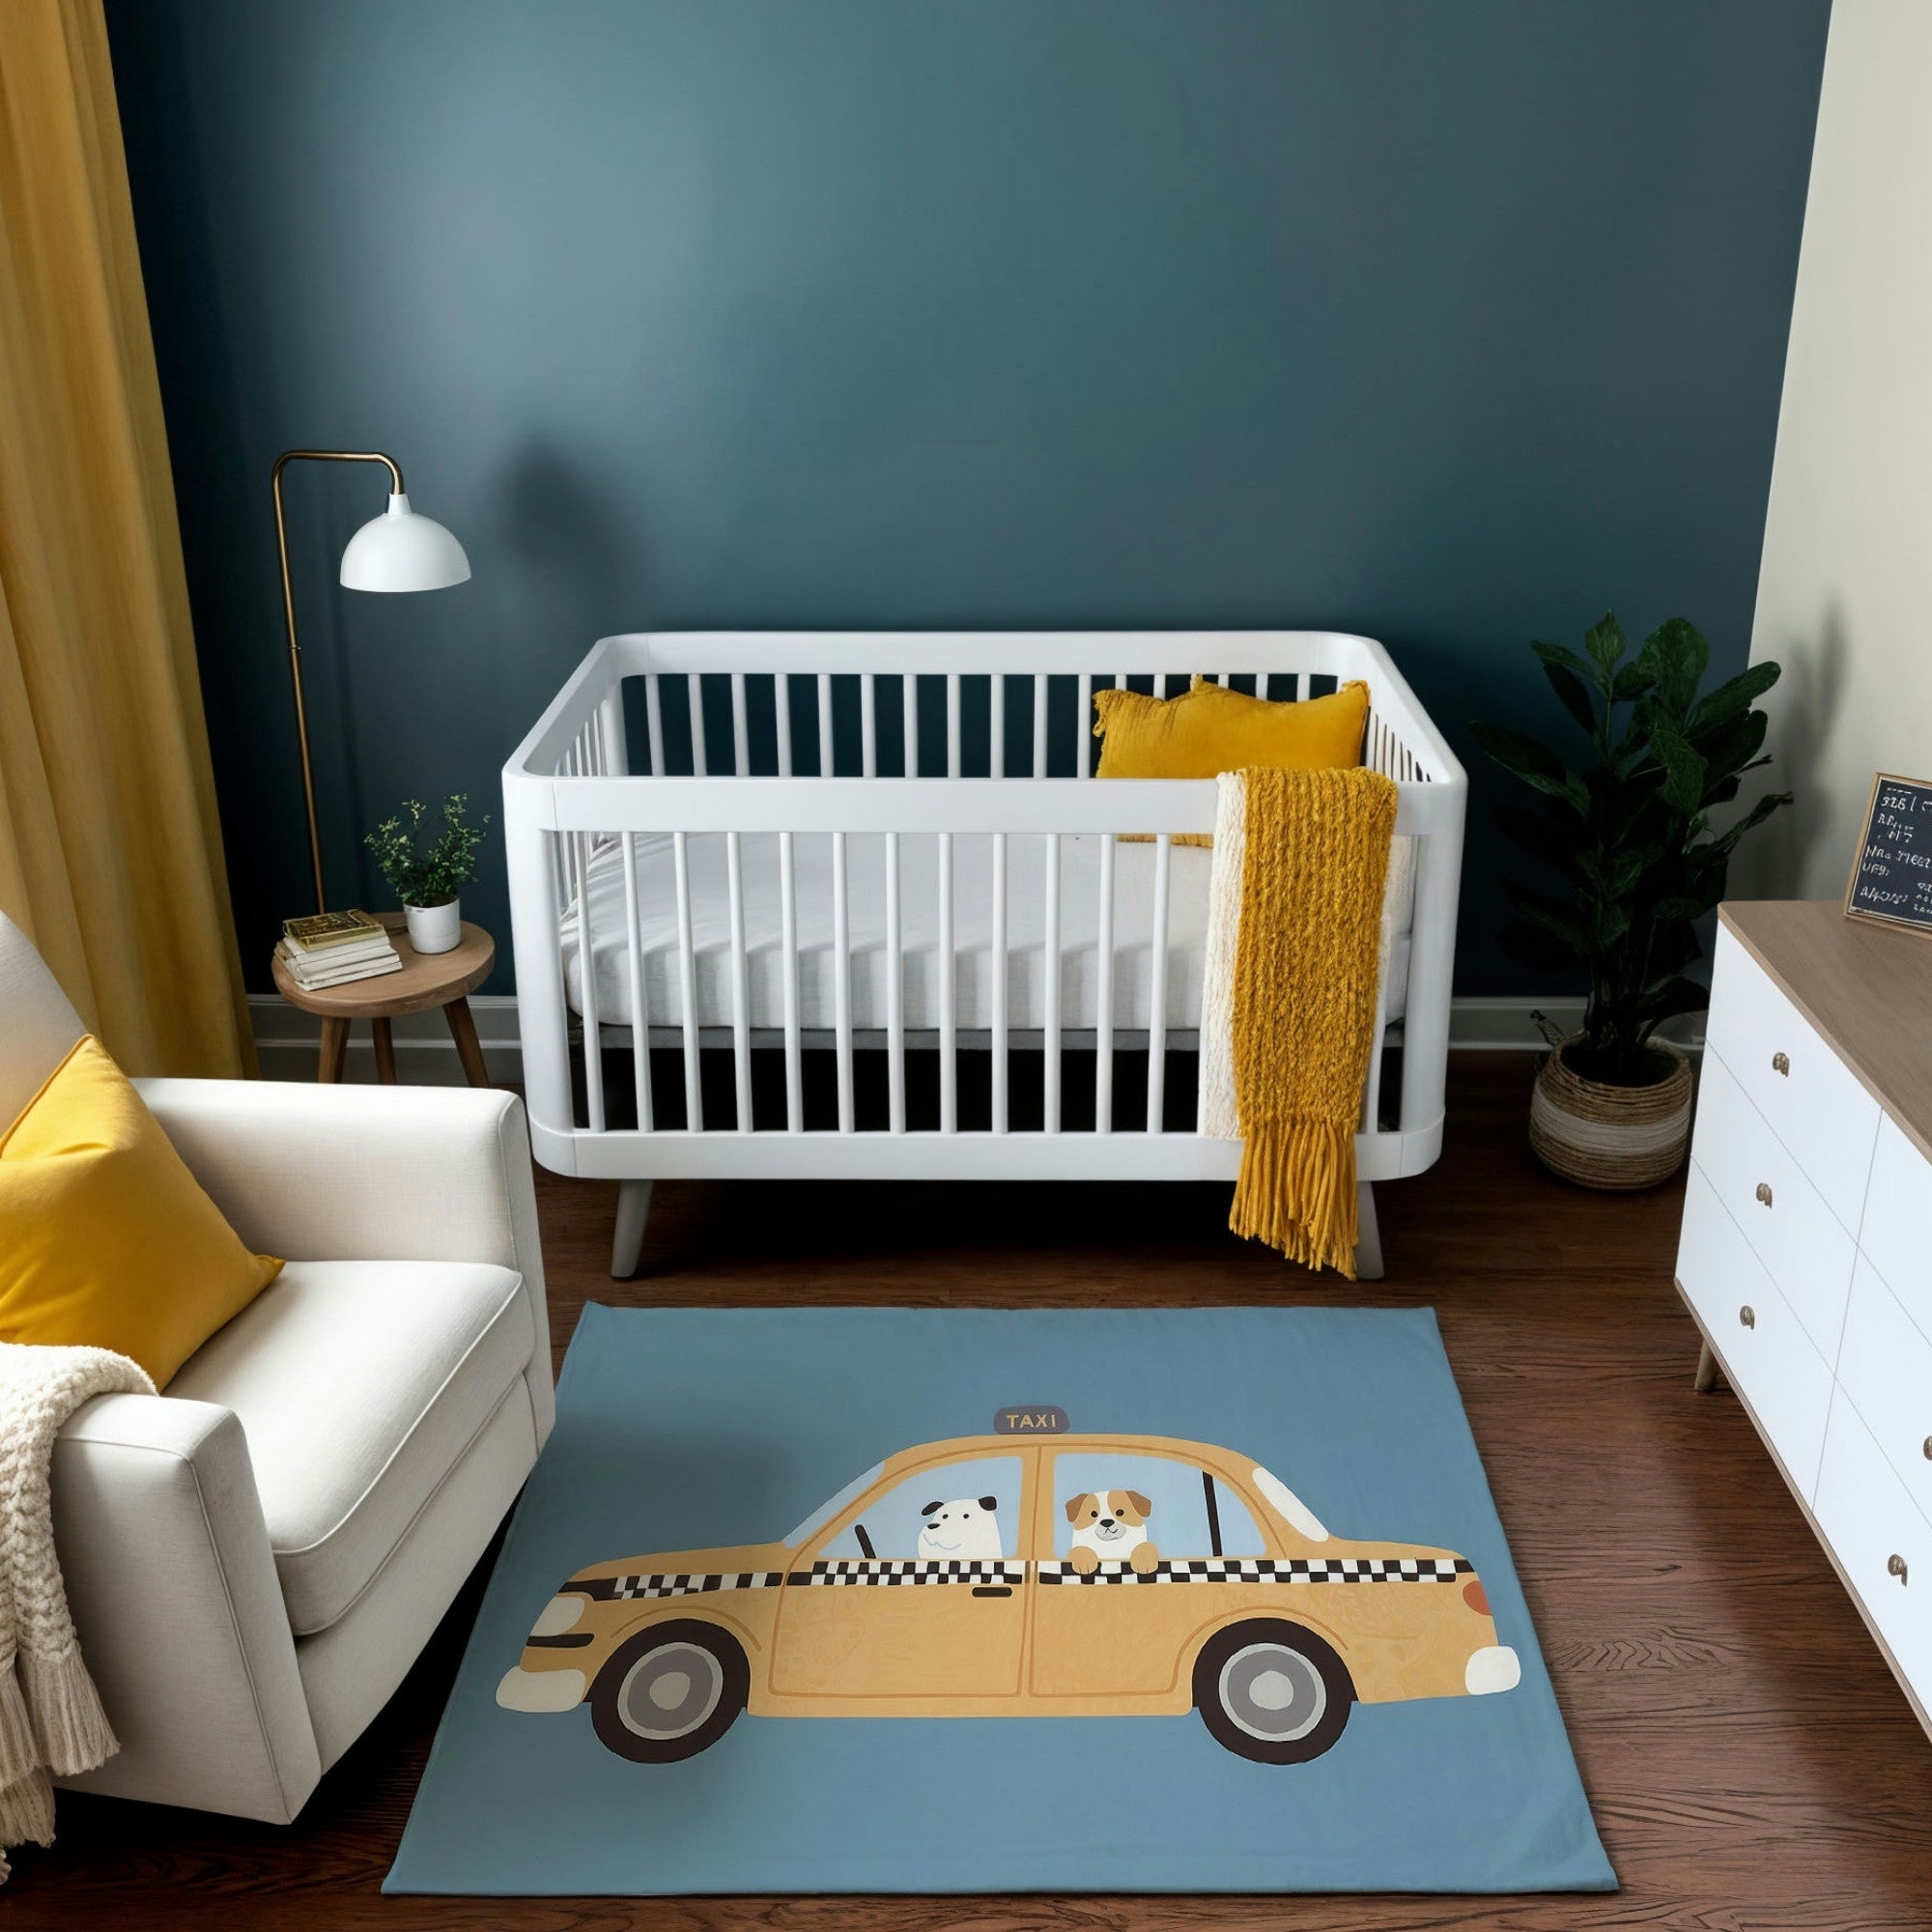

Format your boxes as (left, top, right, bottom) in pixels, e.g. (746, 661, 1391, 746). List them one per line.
(590, 1620, 750, 1763)
(1192, 1620, 1355, 1765)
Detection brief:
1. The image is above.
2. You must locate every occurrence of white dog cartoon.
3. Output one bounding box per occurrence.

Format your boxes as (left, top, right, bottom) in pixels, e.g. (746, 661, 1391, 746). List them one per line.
(916, 1495, 1004, 1562)
(1065, 1489, 1158, 1575)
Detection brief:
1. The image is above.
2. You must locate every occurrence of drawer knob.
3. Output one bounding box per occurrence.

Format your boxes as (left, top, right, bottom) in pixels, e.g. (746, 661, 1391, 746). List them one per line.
(1754, 1181, 1774, 1208)
(1923, 1436, 1932, 1462)
(1772, 1051, 1790, 1076)
(1889, 1553, 1910, 1586)
(1739, 1305, 1756, 1329)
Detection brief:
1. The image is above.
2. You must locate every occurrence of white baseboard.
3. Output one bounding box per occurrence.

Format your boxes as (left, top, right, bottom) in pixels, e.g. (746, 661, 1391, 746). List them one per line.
(249, 992, 1683, 1082)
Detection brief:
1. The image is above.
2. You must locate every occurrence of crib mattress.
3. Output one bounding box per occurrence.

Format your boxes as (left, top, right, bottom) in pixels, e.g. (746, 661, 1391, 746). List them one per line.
(559, 832, 1414, 1037)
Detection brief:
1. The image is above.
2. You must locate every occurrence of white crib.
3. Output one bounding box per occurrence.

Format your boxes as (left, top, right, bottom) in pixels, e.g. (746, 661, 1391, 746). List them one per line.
(503, 632, 1465, 1278)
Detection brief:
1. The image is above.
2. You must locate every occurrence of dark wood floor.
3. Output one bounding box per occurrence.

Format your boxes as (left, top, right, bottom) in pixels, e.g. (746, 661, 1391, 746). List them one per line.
(14, 1054, 1932, 1928)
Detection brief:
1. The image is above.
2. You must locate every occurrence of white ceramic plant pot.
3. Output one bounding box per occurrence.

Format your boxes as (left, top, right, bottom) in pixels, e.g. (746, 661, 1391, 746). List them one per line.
(405, 897, 462, 955)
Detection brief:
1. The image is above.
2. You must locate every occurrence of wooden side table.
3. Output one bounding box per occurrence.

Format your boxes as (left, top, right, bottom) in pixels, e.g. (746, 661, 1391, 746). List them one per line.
(271, 913, 495, 1086)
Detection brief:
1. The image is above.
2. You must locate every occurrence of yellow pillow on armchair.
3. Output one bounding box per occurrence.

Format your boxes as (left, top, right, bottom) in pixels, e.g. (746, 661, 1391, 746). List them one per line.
(0, 1036, 281, 1386)
(1092, 675, 1370, 843)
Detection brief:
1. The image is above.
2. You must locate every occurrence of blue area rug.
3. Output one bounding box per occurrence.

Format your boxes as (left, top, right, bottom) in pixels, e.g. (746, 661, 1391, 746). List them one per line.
(388, 1305, 1613, 1895)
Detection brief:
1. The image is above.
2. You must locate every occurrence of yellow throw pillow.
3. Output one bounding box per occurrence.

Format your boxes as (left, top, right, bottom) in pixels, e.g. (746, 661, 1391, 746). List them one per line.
(1093, 676, 1370, 844)
(0, 1036, 281, 1387)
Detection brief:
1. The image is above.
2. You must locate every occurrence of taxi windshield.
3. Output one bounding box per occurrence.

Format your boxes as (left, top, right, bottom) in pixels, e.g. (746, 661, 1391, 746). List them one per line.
(784, 1461, 885, 1548)
(1252, 1463, 1329, 1542)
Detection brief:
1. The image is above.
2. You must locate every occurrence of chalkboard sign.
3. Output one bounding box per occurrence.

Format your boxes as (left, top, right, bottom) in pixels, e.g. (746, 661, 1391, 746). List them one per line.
(1845, 772, 1932, 936)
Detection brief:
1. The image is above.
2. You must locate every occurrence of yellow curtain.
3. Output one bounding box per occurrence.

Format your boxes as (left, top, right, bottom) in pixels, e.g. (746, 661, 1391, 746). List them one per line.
(0, 0, 252, 1077)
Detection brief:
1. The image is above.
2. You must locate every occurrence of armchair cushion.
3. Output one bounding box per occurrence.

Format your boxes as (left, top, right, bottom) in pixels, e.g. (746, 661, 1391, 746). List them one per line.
(169, 1259, 533, 1635)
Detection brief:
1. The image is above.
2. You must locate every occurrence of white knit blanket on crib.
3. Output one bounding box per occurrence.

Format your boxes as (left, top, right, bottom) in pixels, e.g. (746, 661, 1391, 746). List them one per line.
(0, 1342, 153, 1880)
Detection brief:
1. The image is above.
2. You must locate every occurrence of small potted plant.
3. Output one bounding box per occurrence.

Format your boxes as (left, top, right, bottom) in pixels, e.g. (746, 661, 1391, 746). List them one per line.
(365, 793, 489, 956)
(1472, 614, 1790, 1189)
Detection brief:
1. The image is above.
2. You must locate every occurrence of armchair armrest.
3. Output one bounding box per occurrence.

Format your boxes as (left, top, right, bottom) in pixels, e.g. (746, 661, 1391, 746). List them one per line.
(51, 1394, 320, 1822)
(134, 1079, 554, 1444)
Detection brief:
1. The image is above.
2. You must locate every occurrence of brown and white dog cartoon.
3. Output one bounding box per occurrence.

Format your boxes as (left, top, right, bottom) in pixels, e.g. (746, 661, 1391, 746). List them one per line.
(1065, 1489, 1159, 1575)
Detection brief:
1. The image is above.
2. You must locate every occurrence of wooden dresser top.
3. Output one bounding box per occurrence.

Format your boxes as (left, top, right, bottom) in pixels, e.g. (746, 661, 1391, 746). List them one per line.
(1721, 900, 1932, 1159)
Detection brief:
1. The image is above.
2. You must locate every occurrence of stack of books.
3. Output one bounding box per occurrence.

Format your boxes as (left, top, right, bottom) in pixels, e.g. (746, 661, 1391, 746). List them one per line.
(276, 910, 403, 992)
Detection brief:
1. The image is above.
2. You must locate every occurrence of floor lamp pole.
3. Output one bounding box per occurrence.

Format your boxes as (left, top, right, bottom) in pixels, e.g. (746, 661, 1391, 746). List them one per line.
(271, 449, 406, 914)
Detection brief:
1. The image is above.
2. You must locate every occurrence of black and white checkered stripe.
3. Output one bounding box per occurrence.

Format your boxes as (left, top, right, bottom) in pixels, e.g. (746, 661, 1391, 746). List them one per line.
(1037, 1555, 1473, 1586)
(567, 1553, 1469, 1600)
(572, 1570, 785, 1603)
(785, 1560, 1029, 1588)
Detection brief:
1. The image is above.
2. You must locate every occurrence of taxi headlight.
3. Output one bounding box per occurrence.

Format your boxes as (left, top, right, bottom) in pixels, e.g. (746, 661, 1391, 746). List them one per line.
(530, 1592, 587, 1638)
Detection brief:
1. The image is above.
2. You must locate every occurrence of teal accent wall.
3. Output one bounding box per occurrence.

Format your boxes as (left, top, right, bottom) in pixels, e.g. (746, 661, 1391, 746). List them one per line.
(104, 0, 1829, 994)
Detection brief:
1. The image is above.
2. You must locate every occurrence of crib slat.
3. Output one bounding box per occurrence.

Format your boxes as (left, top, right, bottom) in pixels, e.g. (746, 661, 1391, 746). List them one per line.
(902, 673, 918, 777)
(551, 738, 576, 910)
(776, 672, 794, 778)
(1032, 672, 1048, 778)
(727, 831, 752, 1132)
(729, 672, 750, 779)
(1296, 672, 1309, 702)
(672, 832, 702, 1130)
(549, 812, 568, 917)
(886, 832, 905, 1134)
(817, 672, 833, 778)
(946, 673, 961, 780)
(834, 831, 854, 1134)
(1043, 831, 1061, 1134)
(1078, 672, 1093, 776)
(1364, 1000, 1387, 1135)
(991, 832, 1009, 1133)
(992, 672, 1006, 779)
(780, 831, 802, 1133)
(862, 672, 877, 779)
(577, 832, 606, 1132)
(597, 687, 628, 778)
(620, 832, 652, 1133)
(939, 831, 956, 1132)
(1147, 833, 1171, 1133)
(689, 676, 708, 778)
(645, 673, 666, 777)
(1095, 833, 1115, 1133)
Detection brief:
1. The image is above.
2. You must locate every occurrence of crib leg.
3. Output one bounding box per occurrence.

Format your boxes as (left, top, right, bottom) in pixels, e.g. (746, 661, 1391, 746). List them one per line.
(611, 1179, 654, 1279)
(1354, 1181, 1384, 1281)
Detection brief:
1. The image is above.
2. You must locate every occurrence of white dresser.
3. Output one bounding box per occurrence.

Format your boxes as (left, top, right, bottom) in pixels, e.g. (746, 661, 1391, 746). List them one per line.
(1678, 901, 1932, 1737)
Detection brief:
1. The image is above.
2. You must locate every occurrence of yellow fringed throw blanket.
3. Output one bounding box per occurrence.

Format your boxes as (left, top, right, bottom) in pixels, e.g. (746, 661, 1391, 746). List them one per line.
(1198, 766, 1400, 1275)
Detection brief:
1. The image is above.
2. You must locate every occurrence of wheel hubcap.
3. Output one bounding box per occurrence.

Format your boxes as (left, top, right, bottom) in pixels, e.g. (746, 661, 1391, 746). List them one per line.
(618, 1642, 724, 1740)
(1219, 1643, 1326, 1742)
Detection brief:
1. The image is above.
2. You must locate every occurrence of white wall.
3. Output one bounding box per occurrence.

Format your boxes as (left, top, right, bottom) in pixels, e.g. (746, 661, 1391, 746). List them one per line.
(1743, 0, 1932, 900)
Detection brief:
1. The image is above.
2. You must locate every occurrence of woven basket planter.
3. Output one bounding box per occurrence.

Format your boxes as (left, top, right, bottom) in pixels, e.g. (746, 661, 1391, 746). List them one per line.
(1528, 1035, 1693, 1190)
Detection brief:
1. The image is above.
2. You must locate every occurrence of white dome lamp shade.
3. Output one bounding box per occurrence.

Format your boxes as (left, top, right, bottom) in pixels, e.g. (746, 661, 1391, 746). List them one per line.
(338, 492, 470, 592)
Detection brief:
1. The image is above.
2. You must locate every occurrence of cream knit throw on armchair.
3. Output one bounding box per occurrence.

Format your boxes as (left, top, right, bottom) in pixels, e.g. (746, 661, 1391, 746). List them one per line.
(0, 1342, 152, 1880)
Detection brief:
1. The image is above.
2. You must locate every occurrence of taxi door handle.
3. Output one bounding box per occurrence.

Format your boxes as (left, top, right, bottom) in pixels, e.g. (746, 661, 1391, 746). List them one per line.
(972, 1585, 1013, 1598)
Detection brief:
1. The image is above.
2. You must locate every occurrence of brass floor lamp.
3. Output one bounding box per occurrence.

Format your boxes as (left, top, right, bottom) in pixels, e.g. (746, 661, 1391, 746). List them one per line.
(271, 450, 470, 913)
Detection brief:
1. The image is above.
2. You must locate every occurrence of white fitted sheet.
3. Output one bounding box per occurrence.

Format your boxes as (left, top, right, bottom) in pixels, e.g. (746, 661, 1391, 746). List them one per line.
(560, 831, 1413, 1036)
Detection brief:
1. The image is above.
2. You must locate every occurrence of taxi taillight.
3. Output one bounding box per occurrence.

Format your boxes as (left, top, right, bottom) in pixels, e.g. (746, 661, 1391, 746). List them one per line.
(1463, 1578, 1491, 1616)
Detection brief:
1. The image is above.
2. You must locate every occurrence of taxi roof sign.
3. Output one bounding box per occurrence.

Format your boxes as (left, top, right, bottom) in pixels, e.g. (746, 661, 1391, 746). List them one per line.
(994, 1406, 1067, 1435)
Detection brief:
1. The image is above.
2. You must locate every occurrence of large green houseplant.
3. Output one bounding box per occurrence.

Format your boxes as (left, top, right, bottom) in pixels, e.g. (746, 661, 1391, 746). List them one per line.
(1472, 613, 1790, 1186)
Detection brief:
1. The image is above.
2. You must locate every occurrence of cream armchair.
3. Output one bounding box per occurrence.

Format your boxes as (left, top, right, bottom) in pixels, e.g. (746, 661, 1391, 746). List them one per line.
(0, 914, 554, 1822)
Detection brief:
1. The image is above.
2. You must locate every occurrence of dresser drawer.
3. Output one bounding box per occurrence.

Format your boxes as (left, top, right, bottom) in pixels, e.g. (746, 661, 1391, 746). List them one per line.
(1677, 1161, 1834, 1495)
(1836, 1257, 1932, 1522)
(1858, 1114, 1932, 1336)
(1813, 1391, 1932, 1703)
(1691, 1048, 1856, 1363)
(1706, 923, 1881, 1232)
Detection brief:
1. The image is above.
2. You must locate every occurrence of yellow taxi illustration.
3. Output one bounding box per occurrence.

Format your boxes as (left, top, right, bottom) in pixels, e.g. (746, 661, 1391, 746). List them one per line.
(496, 1415, 1521, 1765)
